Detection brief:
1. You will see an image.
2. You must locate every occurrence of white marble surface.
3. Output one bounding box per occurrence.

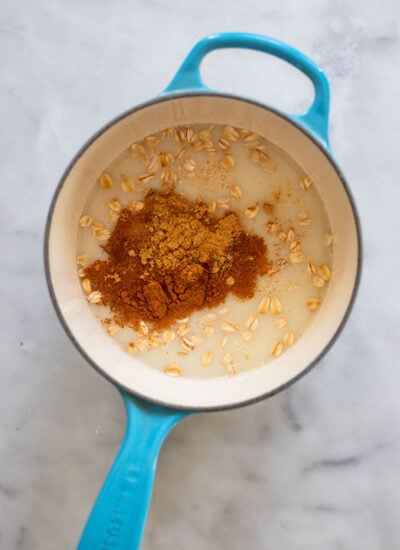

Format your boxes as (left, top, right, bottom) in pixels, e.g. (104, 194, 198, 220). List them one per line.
(1, 0, 400, 548)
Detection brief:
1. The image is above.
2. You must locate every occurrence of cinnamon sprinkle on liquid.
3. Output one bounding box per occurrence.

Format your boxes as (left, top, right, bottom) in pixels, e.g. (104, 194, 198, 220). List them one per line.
(83, 189, 269, 330)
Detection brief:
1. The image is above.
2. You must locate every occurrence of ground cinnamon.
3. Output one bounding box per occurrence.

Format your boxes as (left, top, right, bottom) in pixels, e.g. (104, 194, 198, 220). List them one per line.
(84, 189, 269, 330)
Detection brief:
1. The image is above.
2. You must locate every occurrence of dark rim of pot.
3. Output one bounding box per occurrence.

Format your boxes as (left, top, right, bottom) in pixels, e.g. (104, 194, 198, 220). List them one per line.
(44, 92, 362, 412)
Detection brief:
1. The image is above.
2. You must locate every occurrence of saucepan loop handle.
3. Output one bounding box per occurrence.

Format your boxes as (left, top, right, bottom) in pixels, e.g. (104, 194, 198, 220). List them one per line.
(163, 32, 330, 147)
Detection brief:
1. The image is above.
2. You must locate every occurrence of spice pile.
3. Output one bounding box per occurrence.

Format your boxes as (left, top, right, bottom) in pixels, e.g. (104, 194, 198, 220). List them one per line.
(83, 189, 269, 330)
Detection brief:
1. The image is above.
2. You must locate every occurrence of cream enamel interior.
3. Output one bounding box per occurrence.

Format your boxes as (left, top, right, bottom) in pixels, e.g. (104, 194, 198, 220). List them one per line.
(47, 95, 359, 410)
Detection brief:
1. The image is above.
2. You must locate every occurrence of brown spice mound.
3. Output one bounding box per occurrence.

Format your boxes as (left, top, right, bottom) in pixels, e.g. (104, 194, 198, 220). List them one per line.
(84, 190, 269, 330)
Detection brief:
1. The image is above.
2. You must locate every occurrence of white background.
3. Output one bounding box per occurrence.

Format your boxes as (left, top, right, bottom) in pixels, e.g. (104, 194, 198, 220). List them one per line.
(1, 1, 399, 548)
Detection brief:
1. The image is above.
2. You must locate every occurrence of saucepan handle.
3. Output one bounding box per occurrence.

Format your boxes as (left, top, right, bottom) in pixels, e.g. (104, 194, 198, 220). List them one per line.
(77, 391, 187, 550)
(163, 32, 330, 147)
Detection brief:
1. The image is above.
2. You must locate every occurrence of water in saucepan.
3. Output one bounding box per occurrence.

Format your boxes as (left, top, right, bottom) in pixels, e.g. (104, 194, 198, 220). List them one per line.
(76, 124, 333, 378)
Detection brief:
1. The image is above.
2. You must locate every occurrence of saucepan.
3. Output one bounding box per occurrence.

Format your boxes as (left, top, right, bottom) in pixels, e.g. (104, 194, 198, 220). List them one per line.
(44, 33, 361, 549)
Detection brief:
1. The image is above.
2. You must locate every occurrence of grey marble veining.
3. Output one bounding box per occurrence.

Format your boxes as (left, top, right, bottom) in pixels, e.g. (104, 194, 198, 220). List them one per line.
(1, 0, 400, 548)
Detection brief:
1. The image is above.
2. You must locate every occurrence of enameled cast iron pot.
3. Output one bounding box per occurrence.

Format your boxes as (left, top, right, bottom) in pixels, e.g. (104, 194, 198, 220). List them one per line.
(45, 33, 361, 549)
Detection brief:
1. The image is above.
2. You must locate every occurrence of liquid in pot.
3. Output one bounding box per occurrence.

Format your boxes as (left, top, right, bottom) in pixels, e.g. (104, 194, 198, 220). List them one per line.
(76, 124, 333, 378)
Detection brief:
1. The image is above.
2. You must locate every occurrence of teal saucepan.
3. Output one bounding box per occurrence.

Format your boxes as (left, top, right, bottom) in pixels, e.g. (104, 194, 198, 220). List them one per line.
(45, 33, 361, 549)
